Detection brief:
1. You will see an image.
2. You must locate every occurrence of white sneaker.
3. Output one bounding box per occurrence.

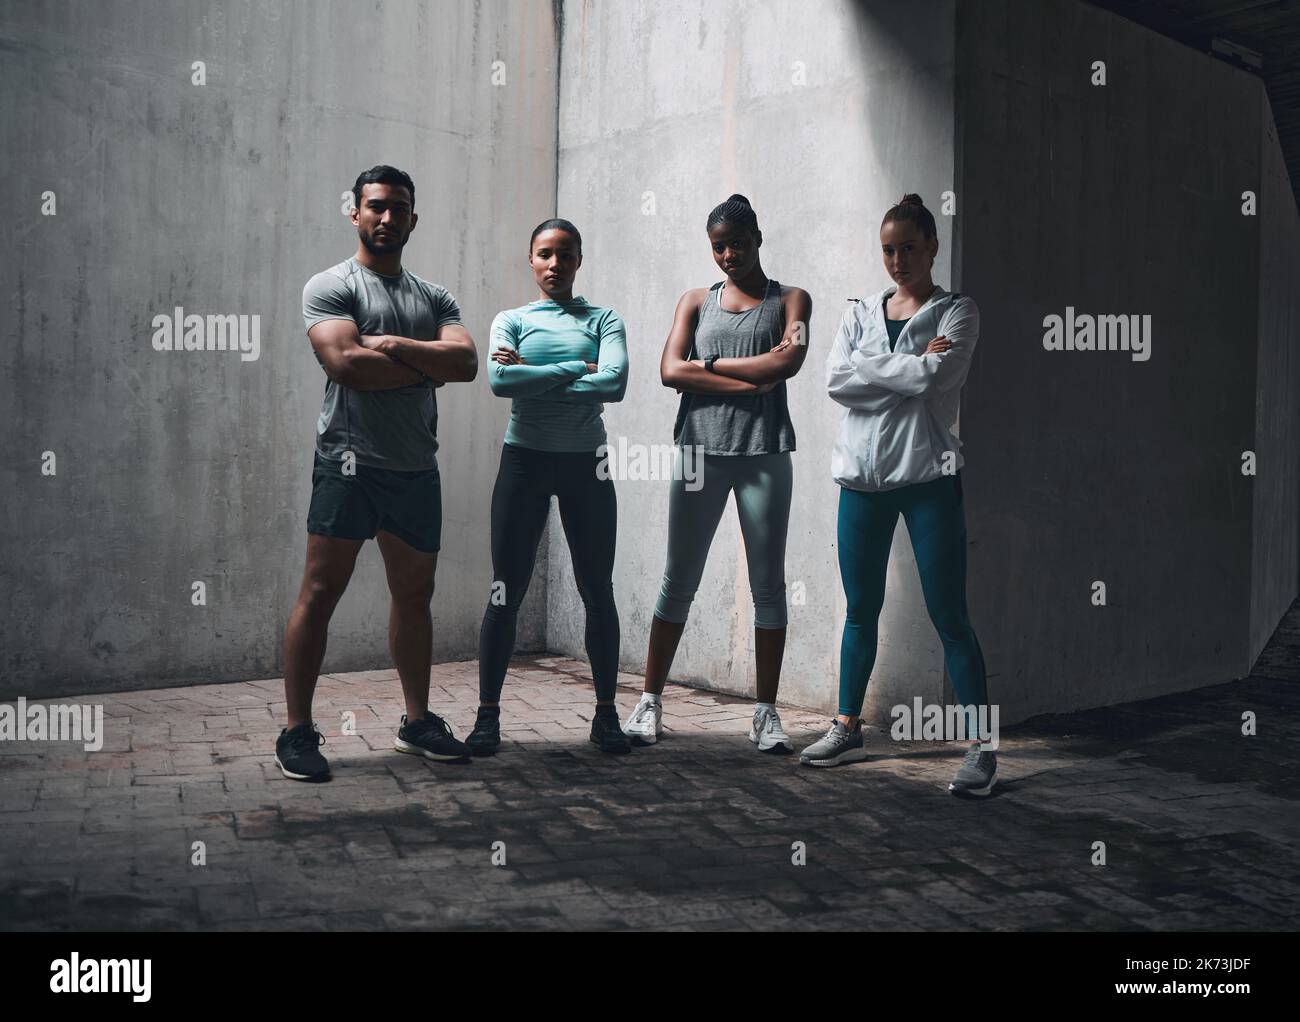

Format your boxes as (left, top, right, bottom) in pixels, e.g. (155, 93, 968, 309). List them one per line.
(623, 695, 663, 745)
(749, 705, 791, 752)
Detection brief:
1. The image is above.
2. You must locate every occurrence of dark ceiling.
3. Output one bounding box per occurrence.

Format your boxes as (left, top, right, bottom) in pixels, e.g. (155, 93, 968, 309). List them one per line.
(1084, 0, 1300, 207)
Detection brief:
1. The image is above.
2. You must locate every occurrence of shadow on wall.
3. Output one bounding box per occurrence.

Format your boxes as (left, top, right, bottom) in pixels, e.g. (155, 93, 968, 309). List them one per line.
(850, 0, 957, 214)
(951, 0, 1299, 722)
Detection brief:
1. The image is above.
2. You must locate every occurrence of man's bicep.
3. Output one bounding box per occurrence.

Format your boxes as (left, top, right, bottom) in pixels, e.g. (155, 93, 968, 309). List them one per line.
(307, 318, 361, 368)
(436, 322, 474, 347)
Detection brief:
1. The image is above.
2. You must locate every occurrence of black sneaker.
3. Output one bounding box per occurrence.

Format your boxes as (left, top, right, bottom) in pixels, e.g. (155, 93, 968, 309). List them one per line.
(275, 722, 330, 782)
(466, 707, 501, 757)
(395, 711, 470, 762)
(590, 706, 631, 755)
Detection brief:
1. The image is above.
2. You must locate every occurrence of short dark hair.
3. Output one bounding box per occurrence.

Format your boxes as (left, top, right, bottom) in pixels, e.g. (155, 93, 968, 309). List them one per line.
(881, 193, 937, 241)
(530, 218, 582, 253)
(351, 165, 415, 210)
(707, 193, 759, 234)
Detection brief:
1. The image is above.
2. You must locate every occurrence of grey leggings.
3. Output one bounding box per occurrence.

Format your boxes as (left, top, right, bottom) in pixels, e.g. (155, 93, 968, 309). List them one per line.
(654, 451, 792, 630)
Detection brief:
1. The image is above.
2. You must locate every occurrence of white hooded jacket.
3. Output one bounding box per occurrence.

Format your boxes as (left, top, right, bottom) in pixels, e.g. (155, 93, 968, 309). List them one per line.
(826, 285, 979, 492)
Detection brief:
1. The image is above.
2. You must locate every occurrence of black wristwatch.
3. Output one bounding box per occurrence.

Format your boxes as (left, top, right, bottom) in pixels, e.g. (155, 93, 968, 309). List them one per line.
(704, 355, 718, 373)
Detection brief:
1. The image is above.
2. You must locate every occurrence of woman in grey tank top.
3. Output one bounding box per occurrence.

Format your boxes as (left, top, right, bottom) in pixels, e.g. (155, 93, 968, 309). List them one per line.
(622, 194, 813, 752)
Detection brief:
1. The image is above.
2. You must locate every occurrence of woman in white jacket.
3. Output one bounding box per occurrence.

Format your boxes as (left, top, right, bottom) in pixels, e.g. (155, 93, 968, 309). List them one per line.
(799, 194, 996, 797)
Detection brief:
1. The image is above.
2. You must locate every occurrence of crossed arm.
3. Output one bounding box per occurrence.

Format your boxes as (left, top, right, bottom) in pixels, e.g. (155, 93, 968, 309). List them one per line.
(826, 299, 978, 411)
(660, 288, 805, 395)
(707, 286, 813, 385)
(307, 317, 478, 391)
(529, 314, 630, 403)
(486, 311, 629, 402)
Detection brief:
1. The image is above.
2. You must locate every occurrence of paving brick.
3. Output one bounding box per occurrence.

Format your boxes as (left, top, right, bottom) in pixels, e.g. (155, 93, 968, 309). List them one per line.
(5, 603, 1300, 930)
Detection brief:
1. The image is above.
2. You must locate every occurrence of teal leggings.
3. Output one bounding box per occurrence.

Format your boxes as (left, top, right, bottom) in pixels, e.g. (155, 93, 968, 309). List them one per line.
(837, 471, 988, 720)
(655, 451, 792, 630)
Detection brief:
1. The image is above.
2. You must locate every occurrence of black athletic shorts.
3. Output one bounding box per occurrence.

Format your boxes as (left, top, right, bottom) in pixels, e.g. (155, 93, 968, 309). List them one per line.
(306, 451, 442, 553)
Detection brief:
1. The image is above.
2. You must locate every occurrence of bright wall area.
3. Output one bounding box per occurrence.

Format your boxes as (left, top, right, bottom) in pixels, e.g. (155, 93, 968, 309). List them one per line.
(1, 0, 558, 698)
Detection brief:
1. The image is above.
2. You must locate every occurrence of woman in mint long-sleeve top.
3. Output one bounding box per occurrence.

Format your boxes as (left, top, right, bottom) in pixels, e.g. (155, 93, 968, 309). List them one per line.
(467, 218, 633, 756)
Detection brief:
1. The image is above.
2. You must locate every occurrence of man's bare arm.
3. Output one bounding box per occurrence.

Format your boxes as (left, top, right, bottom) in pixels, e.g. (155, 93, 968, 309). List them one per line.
(362, 325, 479, 383)
(307, 319, 425, 391)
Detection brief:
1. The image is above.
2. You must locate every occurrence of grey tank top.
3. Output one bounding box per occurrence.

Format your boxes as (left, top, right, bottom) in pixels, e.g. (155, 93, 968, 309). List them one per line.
(672, 279, 797, 455)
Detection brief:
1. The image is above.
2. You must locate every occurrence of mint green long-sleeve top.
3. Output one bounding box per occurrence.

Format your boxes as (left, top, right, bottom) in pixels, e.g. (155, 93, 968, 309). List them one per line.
(488, 296, 629, 452)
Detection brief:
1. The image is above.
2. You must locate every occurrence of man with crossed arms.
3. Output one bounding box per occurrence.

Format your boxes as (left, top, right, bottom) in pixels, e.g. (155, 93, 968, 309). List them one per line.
(276, 165, 477, 782)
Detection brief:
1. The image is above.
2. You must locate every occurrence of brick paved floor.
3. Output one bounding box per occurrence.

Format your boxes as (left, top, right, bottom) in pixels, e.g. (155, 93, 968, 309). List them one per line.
(2, 603, 1299, 931)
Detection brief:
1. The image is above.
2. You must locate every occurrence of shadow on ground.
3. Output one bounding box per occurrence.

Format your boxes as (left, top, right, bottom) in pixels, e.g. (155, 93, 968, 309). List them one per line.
(1, 601, 1298, 931)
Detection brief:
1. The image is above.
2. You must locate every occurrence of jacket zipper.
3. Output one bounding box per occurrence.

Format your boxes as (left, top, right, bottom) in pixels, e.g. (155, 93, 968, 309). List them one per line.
(862, 292, 950, 488)
(859, 304, 879, 487)
(866, 418, 877, 487)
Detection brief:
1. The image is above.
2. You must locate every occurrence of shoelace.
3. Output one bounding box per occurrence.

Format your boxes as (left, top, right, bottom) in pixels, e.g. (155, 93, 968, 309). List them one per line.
(289, 726, 325, 755)
(764, 709, 785, 734)
(962, 743, 986, 768)
(632, 701, 656, 724)
(410, 713, 455, 741)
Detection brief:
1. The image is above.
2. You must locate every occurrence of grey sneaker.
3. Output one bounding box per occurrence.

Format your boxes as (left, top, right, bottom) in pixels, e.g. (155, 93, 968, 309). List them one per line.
(799, 719, 867, 767)
(949, 742, 997, 797)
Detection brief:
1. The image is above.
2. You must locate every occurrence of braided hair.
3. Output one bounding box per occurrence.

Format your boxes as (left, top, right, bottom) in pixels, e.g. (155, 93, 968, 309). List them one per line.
(706, 193, 759, 234)
(881, 193, 937, 241)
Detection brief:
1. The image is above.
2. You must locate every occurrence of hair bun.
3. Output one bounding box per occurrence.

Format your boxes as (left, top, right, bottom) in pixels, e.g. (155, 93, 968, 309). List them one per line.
(707, 194, 760, 233)
(899, 193, 925, 207)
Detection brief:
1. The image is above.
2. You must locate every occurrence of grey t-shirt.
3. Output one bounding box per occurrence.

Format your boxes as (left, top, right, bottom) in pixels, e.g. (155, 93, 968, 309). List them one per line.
(302, 257, 462, 471)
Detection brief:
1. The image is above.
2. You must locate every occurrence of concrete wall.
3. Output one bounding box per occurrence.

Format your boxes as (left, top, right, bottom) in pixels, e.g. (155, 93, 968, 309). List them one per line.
(1250, 90, 1300, 660)
(956, 0, 1296, 720)
(550, 0, 958, 720)
(7, 0, 1294, 721)
(0, 0, 558, 698)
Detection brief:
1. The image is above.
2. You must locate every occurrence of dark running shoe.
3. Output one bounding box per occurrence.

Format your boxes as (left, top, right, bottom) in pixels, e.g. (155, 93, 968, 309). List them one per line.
(395, 711, 470, 762)
(590, 706, 631, 755)
(466, 706, 502, 757)
(275, 722, 330, 782)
